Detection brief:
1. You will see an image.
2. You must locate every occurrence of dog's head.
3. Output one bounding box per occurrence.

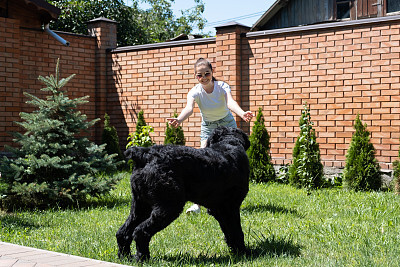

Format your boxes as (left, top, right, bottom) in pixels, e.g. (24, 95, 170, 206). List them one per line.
(206, 126, 250, 150)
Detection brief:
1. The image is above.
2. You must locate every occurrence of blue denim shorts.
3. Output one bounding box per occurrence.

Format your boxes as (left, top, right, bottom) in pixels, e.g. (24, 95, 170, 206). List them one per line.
(200, 113, 237, 141)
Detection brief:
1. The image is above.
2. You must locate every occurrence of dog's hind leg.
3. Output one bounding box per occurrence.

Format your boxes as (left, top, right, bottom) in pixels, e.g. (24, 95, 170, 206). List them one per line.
(209, 206, 247, 254)
(132, 204, 183, 262)
(116, 198, 151, 260)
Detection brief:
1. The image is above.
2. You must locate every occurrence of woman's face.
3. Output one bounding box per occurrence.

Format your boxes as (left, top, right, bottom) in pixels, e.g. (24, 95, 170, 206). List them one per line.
(195, 64, 213, 86)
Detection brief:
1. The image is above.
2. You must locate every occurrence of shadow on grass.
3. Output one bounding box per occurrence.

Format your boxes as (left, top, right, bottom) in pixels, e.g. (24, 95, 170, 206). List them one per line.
(0, 212, 40, 230)
(247, 233, 301, 258)
(242, 203, 302, 217)
(78, 194, 131, 210)
(158, 234, 301, 265)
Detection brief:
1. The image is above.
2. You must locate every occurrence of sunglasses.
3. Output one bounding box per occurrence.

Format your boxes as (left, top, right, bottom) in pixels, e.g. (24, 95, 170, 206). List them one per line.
(196, 72, 212, 79)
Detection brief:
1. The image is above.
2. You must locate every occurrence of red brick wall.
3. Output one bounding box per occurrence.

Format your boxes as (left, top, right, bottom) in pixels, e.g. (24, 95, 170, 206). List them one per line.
(0, 18, 20, 148)
(0, 16, 97, 150)
(108, 41, 217, 148)
(2, 14, 400, 170)
(243, 18, 400, 169)
(109, 17, 400, 169)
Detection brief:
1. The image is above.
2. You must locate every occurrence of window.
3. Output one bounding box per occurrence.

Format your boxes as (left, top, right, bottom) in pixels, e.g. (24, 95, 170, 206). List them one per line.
(387, 0, 400, 13)
(337, 0, 351, 19)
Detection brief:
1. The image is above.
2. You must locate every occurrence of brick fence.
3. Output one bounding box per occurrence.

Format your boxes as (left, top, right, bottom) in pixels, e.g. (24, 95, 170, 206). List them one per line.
(1, 15, 400, 170)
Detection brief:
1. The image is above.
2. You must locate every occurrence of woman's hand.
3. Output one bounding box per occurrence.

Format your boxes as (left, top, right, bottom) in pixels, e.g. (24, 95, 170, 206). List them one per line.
(167, 118, 181, 128)
(241, 111, 254, 122)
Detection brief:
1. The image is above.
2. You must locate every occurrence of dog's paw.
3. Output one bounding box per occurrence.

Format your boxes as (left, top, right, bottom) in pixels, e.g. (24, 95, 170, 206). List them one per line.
(134, 252, 150, 262)
(118, 251, 134, 261)
(230, 246, 250, 256)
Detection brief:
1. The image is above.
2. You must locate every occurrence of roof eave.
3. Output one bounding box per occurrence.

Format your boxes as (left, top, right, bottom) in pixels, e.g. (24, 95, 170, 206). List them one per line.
(24, 0, 61, 23)
(250, 0, 289, 31)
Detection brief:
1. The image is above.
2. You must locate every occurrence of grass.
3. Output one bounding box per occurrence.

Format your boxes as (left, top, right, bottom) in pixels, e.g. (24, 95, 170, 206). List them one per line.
(1, 172, 400, 266)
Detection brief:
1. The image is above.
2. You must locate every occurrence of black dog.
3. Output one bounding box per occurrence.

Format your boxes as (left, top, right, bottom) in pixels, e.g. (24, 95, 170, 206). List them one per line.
(116, 126, 250, 261)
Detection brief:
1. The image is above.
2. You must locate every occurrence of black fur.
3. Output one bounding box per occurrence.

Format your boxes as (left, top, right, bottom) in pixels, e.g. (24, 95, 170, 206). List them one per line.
(116, 126, 250, 261)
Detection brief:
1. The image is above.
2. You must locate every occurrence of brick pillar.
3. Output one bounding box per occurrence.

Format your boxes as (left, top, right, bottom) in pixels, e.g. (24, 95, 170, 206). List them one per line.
(87, 17, 117, 143)
(215, 22, 250, 130)
(0, 17, 21, 153)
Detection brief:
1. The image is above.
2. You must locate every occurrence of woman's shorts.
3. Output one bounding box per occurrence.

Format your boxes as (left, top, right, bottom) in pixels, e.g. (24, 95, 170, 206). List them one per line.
(200, 113, 237, 142)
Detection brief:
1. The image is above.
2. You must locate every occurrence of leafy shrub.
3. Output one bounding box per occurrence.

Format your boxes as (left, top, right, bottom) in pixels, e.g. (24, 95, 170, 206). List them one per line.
(101, 113, 124, 163)
(247, 107, 276, 183)
(0, 59, 120, 209)
(126, 125, 154, 148)
(289, 103, 324, 190)
(342, 114, 381, 191)
(276, 164, 290, 184)
(325, 173, 343, 188)
(164, 111, 185, 145)
(126, 111, 153, 148)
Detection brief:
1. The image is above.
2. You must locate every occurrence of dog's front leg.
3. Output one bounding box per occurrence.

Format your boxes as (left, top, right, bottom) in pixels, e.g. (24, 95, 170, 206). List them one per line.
(116, 214, 135, 260)
(210, 207, 247, 254)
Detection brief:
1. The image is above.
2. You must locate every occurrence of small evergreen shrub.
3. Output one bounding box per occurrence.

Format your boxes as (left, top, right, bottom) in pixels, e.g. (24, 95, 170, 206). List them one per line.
(289, 103, 324, 190)
(164, 111, 185, 145)
(247, 107, 276, 183)
(136, 110, 147, 133)
(0, 59, 120, 209)
(342, 114, 381, 191)
(101, 113, 124, 163)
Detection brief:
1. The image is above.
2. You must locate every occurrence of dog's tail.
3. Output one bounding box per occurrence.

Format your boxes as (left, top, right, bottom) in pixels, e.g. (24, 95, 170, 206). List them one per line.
(124, 147, 151, 168)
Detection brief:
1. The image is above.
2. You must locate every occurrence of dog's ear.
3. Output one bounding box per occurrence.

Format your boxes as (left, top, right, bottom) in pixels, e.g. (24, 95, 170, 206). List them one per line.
(232, 128, 250, 150)
(242, 131, 250, 151)
(124, 148, 134, 160)
(207, 126, 228, 146)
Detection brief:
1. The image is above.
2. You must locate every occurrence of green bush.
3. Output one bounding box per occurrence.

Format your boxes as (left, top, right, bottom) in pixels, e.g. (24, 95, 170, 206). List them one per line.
(125, 111, 154, 170)
(164, 111, 185, 145)
(343, 114, 381, 191)
(289, 103, 324, 190)
(126, 110, 154, 148)
(101, 113, 124, 163)
(247, 107, 276, 183)
(0, 59, 121, 209)
(276, 164, 290, 184)
(126, 125, 154, 149)
(136, 110, 147, 133)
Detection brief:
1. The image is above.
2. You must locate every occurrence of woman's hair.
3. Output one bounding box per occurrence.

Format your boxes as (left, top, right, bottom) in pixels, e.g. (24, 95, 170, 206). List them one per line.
(194, 58, 213, 71)
(194, 58, 217, 81)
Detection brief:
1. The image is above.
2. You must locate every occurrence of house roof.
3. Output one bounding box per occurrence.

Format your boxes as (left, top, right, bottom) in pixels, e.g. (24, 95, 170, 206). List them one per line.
(167, 33, 204, 41)
(23, 0, 61, 24)
(251, 0, 289, 31)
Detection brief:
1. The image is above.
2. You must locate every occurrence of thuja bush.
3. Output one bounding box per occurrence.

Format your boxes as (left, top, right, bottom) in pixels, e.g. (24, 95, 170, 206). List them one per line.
(342, 114, 381, 191)
(289, 103, 324, 190)
(247, 107, 276, 183)
(0, 60, 120, 209)
(136, 110, 147, 133)
(164, 111, 185, 145)
(101, 113, 124, 163)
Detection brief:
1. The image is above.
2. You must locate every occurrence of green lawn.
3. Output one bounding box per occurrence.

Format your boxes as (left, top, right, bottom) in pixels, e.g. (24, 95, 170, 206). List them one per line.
(1, 173, 399, 266)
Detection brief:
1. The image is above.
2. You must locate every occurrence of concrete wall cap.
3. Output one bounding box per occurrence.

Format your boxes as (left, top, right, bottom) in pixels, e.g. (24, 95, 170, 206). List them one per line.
(87, 17, 118, 24)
